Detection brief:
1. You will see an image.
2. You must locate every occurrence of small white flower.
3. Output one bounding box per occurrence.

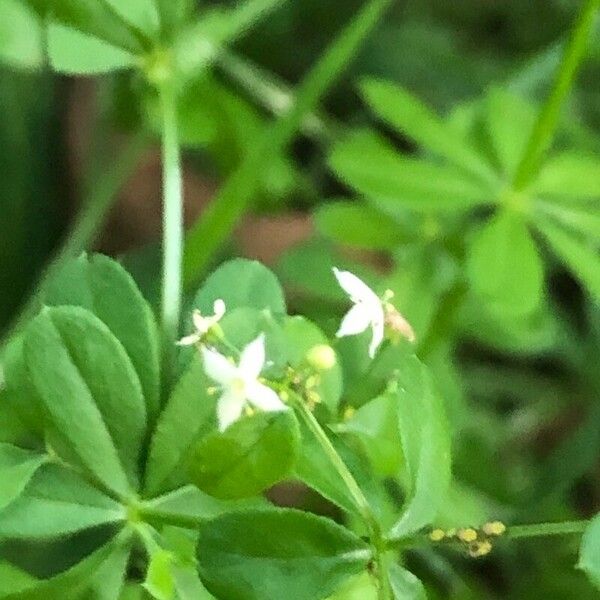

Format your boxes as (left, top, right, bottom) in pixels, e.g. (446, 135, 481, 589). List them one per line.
(333, 268, 385, 358)
(177, 299, 226, 346)
(201, 334, 286, 431)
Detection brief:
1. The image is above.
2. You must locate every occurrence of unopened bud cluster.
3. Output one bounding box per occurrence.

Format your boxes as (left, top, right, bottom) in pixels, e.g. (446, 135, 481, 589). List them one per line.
(428, 521, 506, 558)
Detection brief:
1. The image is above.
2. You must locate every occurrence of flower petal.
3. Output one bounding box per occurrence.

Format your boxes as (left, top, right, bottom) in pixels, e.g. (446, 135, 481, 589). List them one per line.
(201, 346, 237, 385)
(192, 309, 207, 333)
(239, 334, 266, 379)
(217, 390, 244, 431)
(176, 332, 200, 346)
(368, 315, 385, 358)
(336, 304, 372, 338)
(213, 299, 226, 319)
(332, 267, 379, 305)
(246, 382, 287, 412)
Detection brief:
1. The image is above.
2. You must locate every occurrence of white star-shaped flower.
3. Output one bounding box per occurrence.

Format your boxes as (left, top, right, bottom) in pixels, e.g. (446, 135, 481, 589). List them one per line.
(333, 267, 385, 358)
(201, 333, 287, 431)
(177, 299, 226, 346)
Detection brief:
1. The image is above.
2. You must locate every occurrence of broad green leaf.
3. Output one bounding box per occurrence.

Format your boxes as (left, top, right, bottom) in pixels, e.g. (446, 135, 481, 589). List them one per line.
(142, 485, 265, 524)
(144, 356, 216, 496)
(0, 530, 131, 600)
(0, 396, 30, 446)
(183, 0, 392, 283)
(389, 351, 451, 538)
(335, 394, 403, 477)
(0, 464, 125, 539)
(467, 210, 544, 317)
(197, 508, 371, 600)
(0, 0, 43, 69)
(315, 200, 405, 249)
(189, 410, 300, 499)
(360, 78, 496, 183)
(0, 444, 46, 510)
(83, 539, 130, 600)
(193, 259, 286, 315)
(282, 316, 343, 411)
(537, 218, 600, 301)
(46, 0, 145, 54)
(327, 572, 377, 599)
(578, 513, 600, 589)
(0, 562, 37, 596)
(535, 200, 600, 240)
(104, 0, 159, 38)
(47, 23, 137, 74)
(44, 254, 160, 421)
(485, 87, 536, 177)
(329, 131, 491, 214)
(144, 550, 175, 600)
(24, 306, 147, 496)
(388, 563, 426, 600)
(533, 153, 600, 201)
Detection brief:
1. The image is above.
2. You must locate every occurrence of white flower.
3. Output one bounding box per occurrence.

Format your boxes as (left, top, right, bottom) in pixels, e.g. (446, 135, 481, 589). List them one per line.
(201, 334, 286, 431)
(177, 299, 226, 346)
(333, 268, 385, 358)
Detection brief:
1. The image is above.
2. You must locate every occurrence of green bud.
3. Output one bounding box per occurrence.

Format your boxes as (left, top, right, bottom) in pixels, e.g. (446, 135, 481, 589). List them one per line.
(306, 344, 336, 371)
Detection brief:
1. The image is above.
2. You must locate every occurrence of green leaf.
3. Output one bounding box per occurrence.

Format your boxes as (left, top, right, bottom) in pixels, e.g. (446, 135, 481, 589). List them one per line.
(44, 254, 160, 422)
(329, 131, 491, 214)
(537, 218, 600, 300)
(533, 152, 600, 201)
(155, 0, 192, 38)
(23, 306, 147, 496)
(315, 200, 405, 249)
(197, 508, 370, 600)
(193, 259, 286, 315)
(47, 23, 137, 74)
(46, 0, 145, 54)
(0, 464, 125, 539)
(387, 563, 426, 600)
(0, 0, 43, 69)
(183, 0, 392, 284)
(326, 573, 377, 599)
(144, 356, 216, 496)
(83, 538, 130, 600)
(0, 530, 131, 600)
(144, 550, 175, 600)
(282, 316, 343, 411)
(389, 351, 451, 538)
(467, 210, 544, 317)
(579, 514, 600, 589)
(0, 562, 37, 596)
(485, 87, 537, 177)
(360, 78, 496, 183)
(0, 444, 46, 510)
(104, 0, 159, 38)
(189, 410, 300, 499)
(535, 200, 600, 240)
(335, 394, 402, 477)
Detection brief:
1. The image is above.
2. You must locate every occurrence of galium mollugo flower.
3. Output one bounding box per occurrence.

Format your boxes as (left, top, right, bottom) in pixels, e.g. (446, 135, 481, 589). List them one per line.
(333, 267, 415, 358)
(201, 333, 286, 431)
(177, 299, 226, 346)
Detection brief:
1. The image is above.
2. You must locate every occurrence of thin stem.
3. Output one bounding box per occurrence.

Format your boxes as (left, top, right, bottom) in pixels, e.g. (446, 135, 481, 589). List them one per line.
(291, 394, 390, 599)
(0, 133, 147, 361)
(507, 519, 589, 539)
(159, 84, 184, 384)
(513, 0, 599, 190)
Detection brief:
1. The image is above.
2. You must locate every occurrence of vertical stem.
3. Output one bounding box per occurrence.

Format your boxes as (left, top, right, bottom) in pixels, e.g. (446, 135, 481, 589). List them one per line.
(513, 0, 599, 190)
(292, 396, 391, 599)
(159, 84, 184, 384)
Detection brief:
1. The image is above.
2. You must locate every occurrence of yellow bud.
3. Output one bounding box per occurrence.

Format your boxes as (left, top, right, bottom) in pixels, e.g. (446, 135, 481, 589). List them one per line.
(457, 528, 478, 543)
(428, 529, 445, 542)
(306, 344, 337, 371)
(468, 540, 492, 558)
(343, 407, 356, 421)
(482, 521, 506, 537)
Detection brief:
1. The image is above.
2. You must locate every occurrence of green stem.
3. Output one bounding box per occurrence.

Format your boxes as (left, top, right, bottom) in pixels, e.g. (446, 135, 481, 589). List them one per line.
(159, 84, 184, 384)
(291, 395, 390, 599)
(507, 519, 589, 539)
(513, 0, 599, 190)
(0, 133, 147, 361)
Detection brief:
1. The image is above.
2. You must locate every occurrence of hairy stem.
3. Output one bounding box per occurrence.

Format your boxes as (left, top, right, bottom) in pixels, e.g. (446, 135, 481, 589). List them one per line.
(292, 396, 390, 599)
(513, 0, 599, 189)
(159, 83, 184, 384)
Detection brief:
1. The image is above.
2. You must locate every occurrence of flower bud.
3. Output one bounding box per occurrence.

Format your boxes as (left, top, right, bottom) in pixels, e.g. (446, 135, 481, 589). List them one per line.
(306, 344, 337, 371)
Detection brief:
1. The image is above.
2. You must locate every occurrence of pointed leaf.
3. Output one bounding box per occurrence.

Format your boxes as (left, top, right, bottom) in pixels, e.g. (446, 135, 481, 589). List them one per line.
(534, 153, 600, 201)
(23, 306, 147, 496)
(197, 508, 370, 600)
(467, 210, 544, 317)
(0, 444, 46, 511)
(388, 563, 426, 600)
